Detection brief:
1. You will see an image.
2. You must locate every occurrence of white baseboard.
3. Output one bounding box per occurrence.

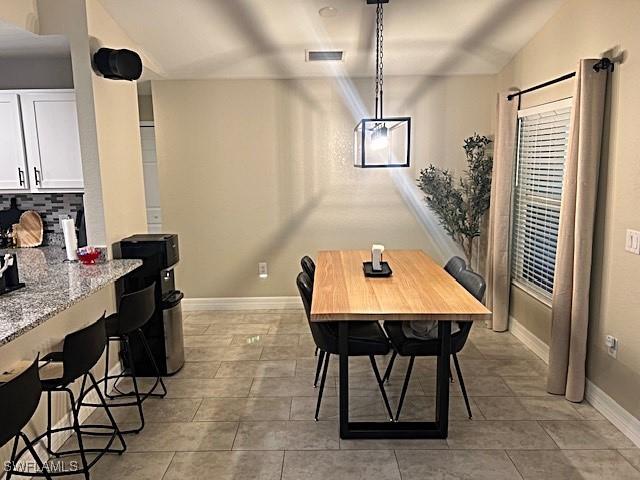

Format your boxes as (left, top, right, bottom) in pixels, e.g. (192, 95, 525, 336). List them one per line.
(183, 296, 302, 312)
(508, 316, 550, 364)
(585, 380, 640, 447)
(509, 315, 640, 448)
(8, 362, 123, 476)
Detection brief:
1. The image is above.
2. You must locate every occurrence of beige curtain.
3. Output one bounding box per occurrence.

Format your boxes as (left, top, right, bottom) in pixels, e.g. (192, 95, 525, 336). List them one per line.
(547, 59, 608, 402)
(485, 92, 519, 332)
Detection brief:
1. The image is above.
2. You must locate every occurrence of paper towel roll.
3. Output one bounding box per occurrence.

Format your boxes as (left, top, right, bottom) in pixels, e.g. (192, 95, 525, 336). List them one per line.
(61, 218, 78, 261)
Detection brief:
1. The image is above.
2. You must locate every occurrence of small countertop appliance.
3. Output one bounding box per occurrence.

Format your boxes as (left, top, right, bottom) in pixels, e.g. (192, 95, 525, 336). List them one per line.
(117, 234, 184, 375)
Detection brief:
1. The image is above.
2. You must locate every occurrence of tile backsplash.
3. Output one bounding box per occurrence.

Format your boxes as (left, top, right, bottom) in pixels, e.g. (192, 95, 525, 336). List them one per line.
(0, 193, 84, 245)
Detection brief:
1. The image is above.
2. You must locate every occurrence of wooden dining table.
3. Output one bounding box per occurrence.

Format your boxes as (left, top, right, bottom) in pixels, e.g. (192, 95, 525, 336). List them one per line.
(310, 250, 491, 439)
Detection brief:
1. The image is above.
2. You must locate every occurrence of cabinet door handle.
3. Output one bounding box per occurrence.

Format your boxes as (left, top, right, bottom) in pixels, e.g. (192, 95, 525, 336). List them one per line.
(18, 168, 25, 186)
(33, 167, 41, 186)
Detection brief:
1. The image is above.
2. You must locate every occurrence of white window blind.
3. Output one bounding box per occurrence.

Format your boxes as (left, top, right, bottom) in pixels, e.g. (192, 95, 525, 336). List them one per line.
(511, 99, 572, 301)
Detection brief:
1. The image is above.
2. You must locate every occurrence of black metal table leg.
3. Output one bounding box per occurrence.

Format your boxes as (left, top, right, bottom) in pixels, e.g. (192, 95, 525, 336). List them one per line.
(435, 320, 452, 437)
(337, 320, 453, 440)
(338, 321, 350, 438)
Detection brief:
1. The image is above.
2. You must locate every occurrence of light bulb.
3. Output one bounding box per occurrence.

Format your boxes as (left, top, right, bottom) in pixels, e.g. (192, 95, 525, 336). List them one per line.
(370, 125, 389, 151)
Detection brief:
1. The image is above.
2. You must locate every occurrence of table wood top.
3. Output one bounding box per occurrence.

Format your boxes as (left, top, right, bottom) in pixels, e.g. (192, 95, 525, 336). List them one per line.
(310, 250, 492, 322)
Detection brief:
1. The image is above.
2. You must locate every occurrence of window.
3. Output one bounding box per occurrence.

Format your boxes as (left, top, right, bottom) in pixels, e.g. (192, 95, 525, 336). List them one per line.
(511, 98, 572, 302)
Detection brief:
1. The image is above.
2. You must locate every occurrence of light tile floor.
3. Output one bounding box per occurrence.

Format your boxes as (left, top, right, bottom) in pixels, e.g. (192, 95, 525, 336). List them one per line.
(54, 310, 640, 479)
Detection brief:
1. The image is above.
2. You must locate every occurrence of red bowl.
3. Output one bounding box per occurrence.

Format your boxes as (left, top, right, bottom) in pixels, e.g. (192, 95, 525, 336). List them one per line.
(77, 250, 101, 265)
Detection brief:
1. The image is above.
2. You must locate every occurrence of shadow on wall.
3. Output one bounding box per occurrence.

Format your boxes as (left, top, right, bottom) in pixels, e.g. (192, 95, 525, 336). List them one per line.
(400, 0, 524, 110)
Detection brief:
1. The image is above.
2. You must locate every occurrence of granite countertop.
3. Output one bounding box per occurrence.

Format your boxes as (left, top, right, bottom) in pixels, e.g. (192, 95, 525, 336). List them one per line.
(0, 247, 141, 346)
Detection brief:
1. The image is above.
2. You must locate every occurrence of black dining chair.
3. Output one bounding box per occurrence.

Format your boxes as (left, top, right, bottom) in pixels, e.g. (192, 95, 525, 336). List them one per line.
(382, 269, 486, 421)
(297, 271, 394, 421)
(383, 256, 467, 384)
(40, 314, 126, 479)
(1, 357, 53, 480)
(444, 256, 466, 278)
(301, 256, 321, 359)
(95, 282, 166, 434)
(300, 255, 316, 282)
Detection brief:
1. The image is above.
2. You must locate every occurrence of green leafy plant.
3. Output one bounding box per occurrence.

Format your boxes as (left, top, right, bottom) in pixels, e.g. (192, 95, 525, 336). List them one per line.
(417, 134, 493, 268)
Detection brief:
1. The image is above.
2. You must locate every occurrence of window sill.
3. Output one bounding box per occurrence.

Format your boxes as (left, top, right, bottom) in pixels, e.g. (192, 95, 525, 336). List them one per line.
(511, 281, 552, 309)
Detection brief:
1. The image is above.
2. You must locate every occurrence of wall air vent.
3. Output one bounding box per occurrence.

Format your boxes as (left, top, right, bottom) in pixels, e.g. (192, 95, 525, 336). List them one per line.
(306, 50, 344, 62)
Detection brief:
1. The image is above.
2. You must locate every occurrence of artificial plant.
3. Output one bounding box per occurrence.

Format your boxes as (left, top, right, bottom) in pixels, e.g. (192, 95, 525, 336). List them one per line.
(416, 134, 493, 268)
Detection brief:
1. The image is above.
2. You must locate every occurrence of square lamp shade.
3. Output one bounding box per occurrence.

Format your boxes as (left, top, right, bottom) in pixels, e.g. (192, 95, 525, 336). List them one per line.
(354, 117, 411, 168)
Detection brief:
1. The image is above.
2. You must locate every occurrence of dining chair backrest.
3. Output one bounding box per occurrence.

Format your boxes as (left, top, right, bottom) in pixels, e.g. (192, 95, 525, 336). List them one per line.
(444, 256, 466, 280)
(62, 314, 107, 383)
(300, 256, 316, 283)
(116, 282, 157, 334)
(453, 269, 486, 352)
(0, 357, 41, 448)
(296, 271, 335, 353)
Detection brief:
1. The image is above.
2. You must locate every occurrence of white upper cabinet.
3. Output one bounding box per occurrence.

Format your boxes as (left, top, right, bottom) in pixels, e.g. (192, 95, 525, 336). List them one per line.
(0, 93, 29, 190)
(20, 91, 84, 191)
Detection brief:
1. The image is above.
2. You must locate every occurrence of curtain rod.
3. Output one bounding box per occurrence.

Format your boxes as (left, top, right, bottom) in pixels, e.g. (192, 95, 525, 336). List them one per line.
(507, 57, 613, 101)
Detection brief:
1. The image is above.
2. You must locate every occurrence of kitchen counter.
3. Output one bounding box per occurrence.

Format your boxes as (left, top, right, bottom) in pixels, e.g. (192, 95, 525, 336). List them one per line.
(0, 247, 141, 345)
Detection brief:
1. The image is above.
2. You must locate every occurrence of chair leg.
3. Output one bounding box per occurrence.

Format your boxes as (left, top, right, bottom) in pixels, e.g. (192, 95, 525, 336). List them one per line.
(313, 350, 325, 387)
(314, 353, 330, 421)
(369, 355, 394, 421)
(314, 346, 318, 357)
(453, 353, 472, 419)
(104, 338, 111, 397)
(138, 328, 167, 397)
(45, 390, 56, 458)
(382, 351, 397, 384)
(125, 336, 146, 433)
(19, 432, 53, 480)
(66, 386, 91, 480)
(449, 365, 454, 383)
(88, 372, 127, 453)
(6, 434, 20, 480)
(395, 356, 415, 421)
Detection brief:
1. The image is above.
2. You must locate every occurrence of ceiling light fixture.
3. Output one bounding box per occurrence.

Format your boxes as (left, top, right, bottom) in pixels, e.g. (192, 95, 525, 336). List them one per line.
(354, 0, 410, 168)
(318, 6, 338, 17)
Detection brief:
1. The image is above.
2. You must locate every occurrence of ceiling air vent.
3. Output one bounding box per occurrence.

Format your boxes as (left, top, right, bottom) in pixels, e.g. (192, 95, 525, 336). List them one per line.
(306, 50, 344, 62)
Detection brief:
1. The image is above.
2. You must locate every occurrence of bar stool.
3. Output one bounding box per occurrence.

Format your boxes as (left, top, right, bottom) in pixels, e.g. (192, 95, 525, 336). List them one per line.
(98, 282, 167, 434)
(1, 358, 53, 480)
(41, 314, 126, 479)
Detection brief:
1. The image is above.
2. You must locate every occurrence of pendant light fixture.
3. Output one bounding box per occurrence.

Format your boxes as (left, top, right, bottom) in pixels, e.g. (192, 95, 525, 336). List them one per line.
(354, 0, 411, 168)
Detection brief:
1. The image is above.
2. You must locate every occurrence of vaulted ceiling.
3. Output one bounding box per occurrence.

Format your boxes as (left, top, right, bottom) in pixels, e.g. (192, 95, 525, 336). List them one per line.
(99, 0, 566, 80)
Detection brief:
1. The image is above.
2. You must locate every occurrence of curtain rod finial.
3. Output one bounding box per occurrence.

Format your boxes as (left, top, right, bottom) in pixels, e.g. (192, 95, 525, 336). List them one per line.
(593, 57, 614, 73)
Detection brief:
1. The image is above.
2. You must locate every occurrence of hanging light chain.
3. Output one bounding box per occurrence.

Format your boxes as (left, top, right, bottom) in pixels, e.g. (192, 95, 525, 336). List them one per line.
(378, 2, 384, 119)
(374, 1, 381, 119)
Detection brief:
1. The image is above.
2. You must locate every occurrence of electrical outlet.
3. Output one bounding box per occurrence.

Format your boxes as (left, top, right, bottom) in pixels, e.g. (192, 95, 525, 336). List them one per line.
(606, 335, 618, 358)
(258, 262, 268, 279)
(625, 229, 640, 254)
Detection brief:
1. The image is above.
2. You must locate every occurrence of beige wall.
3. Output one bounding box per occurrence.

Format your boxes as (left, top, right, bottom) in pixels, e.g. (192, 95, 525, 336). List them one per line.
(152, 75, 495, 298)
(0, 0, 39, 33)
(85, 0, 147, 249)
(498, 0, 640, 418)
(138, 94, 154, 121)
